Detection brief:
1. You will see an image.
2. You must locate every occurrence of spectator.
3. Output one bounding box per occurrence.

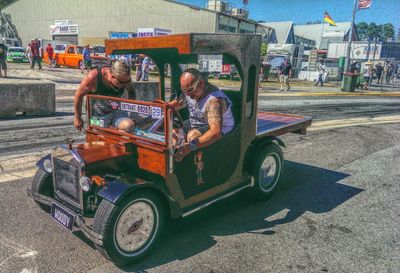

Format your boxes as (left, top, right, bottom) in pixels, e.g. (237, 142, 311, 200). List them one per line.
(384, 62, 393, 84)
(46, 43, 54, 68)
(141, 55, 150, 81)
(374, 62, 383, 84)
(349, 60, 359, 73)
(30, 38, 42, 70)
(82, 44, 91, 74)
(315, 60, 326, 87)
(26, 42, 33, 65)
(0, 43, 8, 78)
(362, 65, 372, 90)
(118, 54, 130, 66)
(134, 54, 144, 81)
(278, 58, 292, 91)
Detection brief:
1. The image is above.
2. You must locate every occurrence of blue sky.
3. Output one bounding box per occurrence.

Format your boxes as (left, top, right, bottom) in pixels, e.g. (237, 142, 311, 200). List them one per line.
(179, 0, 399, 31)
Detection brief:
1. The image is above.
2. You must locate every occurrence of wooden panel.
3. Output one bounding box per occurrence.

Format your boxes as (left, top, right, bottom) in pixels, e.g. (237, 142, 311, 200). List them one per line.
(137, 147, 166, 177)
(256, 112, 312, 137)
(78, 143, 131, 164)
(105, 34, 192, 55)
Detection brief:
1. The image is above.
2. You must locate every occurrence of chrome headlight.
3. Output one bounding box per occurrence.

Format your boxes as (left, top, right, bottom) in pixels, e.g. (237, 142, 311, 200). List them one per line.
(79, 176, 92, 192)
(43, 159, 53, 173)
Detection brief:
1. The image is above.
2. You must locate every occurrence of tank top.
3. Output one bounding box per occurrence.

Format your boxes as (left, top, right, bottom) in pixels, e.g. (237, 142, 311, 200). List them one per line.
(91, 67, 126, 116)
(186, 88, 235, 134)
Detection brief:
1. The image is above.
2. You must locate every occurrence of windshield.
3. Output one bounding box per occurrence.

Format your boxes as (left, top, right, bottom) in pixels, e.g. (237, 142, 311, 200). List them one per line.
(10, 48, 25, 52)
(93, 46, 105, 53)
(87, 95, 167, 144)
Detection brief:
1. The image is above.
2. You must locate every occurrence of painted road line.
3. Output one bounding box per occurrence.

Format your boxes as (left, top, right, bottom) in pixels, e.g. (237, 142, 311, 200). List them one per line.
(309, 115, 400, 131)
(1, 115, 400, 184)
(259, 91, 400, 97)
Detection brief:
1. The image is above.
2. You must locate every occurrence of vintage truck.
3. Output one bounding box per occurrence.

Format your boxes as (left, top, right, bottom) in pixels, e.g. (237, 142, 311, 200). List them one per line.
(43, 44, 110, 69)
(28, 33, 312, 265)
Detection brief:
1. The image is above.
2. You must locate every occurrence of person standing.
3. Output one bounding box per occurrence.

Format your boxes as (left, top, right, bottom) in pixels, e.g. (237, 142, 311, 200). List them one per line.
(82, 45, 92, 74)
(0, 43, 8, 78)
(278, 59, 292, 91)
(374, 62, 383, 84)
(134, 54, 144, 81)
(30, 39, 42, 70)
(141, 55, 150, 81)
(25, 42, 33, 65)
(45, 43, 54, 68)
(315, 61, 326, 87)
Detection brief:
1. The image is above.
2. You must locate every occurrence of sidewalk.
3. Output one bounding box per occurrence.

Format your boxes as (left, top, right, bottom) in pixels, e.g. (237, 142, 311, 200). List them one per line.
(258, 80, 400, 97)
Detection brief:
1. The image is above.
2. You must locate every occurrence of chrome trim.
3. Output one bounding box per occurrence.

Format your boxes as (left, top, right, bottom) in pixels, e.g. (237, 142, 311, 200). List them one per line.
(182, 184, 251, 218)
(51, 145, 84, 210)
(250, 176, 255, 187)
(168, 110, 174, 174)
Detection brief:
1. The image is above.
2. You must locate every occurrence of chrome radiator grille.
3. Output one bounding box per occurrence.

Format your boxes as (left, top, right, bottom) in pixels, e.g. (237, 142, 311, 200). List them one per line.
(52, 146, 83, 209)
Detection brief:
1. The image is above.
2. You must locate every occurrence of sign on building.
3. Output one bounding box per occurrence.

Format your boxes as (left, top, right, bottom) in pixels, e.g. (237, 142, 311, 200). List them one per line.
(50, 20, 78, 35)
(137, 28, 171, 37)
(198, 55, 223, 72)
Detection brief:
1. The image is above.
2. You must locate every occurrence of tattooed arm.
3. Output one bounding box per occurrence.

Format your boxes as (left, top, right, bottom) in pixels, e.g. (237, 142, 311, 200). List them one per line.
(196, 98, 226, 148)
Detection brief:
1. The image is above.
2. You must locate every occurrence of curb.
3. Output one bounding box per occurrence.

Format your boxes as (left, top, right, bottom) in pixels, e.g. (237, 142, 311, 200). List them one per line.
(259, 91, 400, 97)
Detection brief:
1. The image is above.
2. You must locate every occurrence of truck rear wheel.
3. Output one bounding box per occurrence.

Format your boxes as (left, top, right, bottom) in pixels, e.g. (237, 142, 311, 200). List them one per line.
(31, 168, 54, 212)
(93, 191, 164, 265)
(252, 143, 284, 198)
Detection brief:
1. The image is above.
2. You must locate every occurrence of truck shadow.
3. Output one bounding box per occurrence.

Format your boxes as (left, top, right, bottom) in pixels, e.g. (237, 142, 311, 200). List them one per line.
(123, 161, 363, 271)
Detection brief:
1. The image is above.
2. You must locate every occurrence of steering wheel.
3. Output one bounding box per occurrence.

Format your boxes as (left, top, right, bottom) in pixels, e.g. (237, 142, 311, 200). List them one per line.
(152, 99, 184, 129)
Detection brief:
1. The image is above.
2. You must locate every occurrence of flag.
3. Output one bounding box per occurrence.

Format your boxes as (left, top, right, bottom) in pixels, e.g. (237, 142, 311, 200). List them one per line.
(358, 0, 372, 9)
(243, 0, 248, 5)
(323, 12, 337, 27)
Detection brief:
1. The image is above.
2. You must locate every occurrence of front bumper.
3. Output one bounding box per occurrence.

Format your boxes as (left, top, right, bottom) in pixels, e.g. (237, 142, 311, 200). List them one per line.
(27, 188, 103, 246)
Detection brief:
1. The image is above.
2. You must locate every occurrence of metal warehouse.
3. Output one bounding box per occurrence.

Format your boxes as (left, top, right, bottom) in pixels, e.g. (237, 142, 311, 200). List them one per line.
(2, 0, 274, 46)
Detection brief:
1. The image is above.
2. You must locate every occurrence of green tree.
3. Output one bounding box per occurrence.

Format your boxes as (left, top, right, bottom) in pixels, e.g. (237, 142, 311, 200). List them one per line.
(382, 23, 395, 40)
(260, 43, 268, 57)
(356, 22, 369, 40)
(0, 0, 15, 10)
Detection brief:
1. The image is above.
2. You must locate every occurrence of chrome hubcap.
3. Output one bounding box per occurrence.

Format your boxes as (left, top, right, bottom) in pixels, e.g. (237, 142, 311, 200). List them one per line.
(115, 200, 155, 253)
(259, 153, 279, 192)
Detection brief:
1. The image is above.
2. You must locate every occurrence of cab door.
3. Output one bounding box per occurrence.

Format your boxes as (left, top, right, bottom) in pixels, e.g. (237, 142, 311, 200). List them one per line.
(173, 128, 241, 200)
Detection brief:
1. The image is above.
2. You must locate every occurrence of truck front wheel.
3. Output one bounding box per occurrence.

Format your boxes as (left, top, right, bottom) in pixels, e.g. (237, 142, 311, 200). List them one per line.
(31, 168, 54, 212)
(252, 143, 284, 198)
(93, 191, 165, 265)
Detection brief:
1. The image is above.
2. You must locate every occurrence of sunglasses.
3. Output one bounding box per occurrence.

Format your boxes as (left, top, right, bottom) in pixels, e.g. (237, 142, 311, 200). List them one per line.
(181, 78, 200, 95)
(112, 74, 132, 86)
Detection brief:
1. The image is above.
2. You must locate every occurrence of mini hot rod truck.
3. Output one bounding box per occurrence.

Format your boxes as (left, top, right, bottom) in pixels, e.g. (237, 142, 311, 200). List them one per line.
(28, 33, 312, 265)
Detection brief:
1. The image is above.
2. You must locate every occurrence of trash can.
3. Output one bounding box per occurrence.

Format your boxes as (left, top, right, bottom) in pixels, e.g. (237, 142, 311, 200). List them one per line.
(261, 64, 271, 82)
(341, 72, 359, 92)
(338, 57, 346, 80)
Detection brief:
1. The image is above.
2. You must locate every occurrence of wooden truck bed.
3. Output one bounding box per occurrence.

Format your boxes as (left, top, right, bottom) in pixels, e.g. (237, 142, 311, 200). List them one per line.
(256, 112, 312, 138)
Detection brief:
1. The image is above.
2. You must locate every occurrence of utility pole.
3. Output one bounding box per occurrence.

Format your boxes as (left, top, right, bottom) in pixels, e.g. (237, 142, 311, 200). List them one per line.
(344, 0, 358, 73)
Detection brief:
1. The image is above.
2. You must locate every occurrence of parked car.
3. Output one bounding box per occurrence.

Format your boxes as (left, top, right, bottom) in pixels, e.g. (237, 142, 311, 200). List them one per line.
(28, 33, 312, 265)
(6, 46, 29, 63)
(42, 44, 111, 69)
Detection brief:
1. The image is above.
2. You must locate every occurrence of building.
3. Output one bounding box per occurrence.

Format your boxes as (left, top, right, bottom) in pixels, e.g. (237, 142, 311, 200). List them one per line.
(294, 22, 359, 49)
(259, 21, 294, 44)
(2, 0, 274, 46)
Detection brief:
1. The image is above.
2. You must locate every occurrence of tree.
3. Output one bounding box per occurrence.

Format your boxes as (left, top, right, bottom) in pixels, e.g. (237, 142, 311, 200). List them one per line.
(0, 0, 15, 10)
(356, 22, 369, 40)
(382, 23, 395, 40)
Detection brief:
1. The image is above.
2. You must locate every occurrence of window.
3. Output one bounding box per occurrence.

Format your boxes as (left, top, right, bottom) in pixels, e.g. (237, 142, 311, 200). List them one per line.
(219, 24, 236, 33)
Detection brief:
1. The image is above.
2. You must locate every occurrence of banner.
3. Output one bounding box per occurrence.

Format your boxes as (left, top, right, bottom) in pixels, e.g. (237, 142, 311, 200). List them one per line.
(358, 0, 372, 9)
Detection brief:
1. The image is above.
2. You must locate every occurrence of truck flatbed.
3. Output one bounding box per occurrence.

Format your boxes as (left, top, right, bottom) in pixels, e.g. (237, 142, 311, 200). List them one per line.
(256, 112, 312, 138)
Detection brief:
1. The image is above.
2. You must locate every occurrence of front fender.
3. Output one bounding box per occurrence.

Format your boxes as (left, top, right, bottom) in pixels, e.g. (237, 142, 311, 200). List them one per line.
(36, 154, 52, 173)
(97, 179, 182, 219)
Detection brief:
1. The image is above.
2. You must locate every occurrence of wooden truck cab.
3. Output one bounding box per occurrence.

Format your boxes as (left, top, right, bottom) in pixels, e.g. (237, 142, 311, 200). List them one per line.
(29, 33, 311, 265)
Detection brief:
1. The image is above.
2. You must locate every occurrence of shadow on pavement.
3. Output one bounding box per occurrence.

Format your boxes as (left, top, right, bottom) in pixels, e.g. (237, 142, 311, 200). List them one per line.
(122, 161, 362, 272)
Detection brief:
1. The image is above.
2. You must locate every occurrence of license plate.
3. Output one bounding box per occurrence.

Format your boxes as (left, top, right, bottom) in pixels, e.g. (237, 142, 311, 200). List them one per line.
(50, 202, 75, 231)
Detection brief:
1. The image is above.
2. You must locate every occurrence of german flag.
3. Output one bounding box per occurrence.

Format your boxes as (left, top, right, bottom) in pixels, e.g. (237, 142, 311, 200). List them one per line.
(324, 12, 337, 26)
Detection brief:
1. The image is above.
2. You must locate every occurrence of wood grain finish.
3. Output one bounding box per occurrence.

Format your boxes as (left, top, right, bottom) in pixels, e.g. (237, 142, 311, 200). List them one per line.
(256, 112, 312, 137)
(77, 142, 131, 164)
(105, 34, 192, 55)
(137, 147, 166, 177)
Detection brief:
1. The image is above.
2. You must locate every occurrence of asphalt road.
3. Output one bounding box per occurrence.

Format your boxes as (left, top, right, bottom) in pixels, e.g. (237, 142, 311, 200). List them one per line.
(0, 63, 399, 273)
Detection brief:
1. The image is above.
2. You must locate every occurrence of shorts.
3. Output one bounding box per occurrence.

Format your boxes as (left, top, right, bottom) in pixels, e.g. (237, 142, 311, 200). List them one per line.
(280, 75, 289, 84)
(182, 120, 209, 135)
(84, 59, 92, 69)
(0, 58, 7, 70)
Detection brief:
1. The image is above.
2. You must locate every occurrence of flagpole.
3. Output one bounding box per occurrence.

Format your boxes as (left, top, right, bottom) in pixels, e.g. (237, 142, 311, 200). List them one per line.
(344, 0, 358, 73)
(321, 14, 325, 49)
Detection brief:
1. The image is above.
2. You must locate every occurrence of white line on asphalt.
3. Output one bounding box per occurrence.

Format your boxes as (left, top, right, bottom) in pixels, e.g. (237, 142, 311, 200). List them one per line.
(1, 115, 399, 184)
(309, 115, 400, 131)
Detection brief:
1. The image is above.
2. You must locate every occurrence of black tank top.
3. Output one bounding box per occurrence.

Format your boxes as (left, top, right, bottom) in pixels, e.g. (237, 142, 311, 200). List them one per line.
(91, 67, 126, 116)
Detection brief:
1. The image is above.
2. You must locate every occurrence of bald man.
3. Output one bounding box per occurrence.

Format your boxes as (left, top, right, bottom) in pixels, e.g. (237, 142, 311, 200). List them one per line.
(170, 68, 234, 161)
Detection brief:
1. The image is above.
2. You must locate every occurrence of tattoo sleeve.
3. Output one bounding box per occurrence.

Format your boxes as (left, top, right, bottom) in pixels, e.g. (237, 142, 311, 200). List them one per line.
(206, 99, 223, 129)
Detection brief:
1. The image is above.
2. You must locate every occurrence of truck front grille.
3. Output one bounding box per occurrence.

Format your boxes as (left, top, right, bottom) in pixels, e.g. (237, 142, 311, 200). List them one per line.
(52, 146, 83, 209)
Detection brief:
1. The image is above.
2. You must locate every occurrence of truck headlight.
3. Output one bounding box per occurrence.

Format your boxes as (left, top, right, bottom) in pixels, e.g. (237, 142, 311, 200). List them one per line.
(79, 176, 92, 192)
(43, 159, 53, 173)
